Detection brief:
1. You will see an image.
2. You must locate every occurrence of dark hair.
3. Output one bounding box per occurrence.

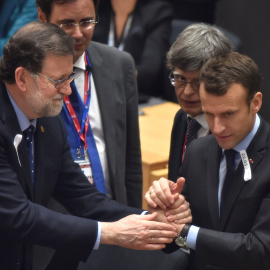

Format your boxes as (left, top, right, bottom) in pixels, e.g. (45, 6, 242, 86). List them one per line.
(0, 21, 74, 84)
(199, 52, 262, 105)
(167, 23, 233, 71)
(36, 0, 99, 20)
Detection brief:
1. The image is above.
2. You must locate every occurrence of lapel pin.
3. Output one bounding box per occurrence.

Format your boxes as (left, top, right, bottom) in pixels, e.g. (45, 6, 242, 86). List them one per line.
(41, 126, 45, 133)
(249, 159, 254, 163)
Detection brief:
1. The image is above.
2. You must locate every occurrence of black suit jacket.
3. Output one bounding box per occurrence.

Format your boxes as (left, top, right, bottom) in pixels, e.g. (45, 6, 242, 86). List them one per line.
(168, 116, 270, 270)
(168, 109, 187, 181)
(0, 82, 141, 269)
(92, 0, 172, 97)
(85, 41, 142, 208)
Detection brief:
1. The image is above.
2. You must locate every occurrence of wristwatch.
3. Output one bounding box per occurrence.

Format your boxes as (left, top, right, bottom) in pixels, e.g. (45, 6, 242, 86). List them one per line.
(175, 224, 191, 248)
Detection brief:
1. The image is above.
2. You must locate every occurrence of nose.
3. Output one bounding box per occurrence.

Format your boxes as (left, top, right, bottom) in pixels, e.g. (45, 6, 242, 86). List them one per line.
(71, 25, 83, 39)
(183, 82, 195, 95)
(58, 82, 72, 96)
(213, 117, 226, 135)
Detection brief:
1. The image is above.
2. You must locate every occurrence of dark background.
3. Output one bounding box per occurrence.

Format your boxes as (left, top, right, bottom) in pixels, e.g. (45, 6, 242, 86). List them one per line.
(215, 0, 270, 122)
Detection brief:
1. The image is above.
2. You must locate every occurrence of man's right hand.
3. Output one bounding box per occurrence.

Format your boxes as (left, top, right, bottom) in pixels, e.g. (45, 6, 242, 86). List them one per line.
(100, 213, 177, 250)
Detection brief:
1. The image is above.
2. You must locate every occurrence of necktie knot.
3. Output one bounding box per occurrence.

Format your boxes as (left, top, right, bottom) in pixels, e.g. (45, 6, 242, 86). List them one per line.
(186, 118, 201, 147)
(224, 149, 236, 173)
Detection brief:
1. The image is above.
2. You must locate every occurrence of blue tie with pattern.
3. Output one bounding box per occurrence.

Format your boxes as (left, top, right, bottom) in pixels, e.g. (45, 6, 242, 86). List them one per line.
(23, 125, 35, 183)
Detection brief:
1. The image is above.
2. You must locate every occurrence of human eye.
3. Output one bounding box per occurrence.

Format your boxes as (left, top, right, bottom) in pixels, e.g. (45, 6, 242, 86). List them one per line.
(80, 20, 95, 28)
(224, 111, 234, 118)
(174, 74, 185, 82)
(60, 23, 74, 30)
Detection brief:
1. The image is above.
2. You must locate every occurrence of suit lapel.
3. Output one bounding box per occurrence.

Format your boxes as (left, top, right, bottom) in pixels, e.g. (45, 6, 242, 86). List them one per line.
(87, 43, 116, 183)
(220, 117, 268, 229)
(0, 84, 34, 199)
(206, 140, 222, 230)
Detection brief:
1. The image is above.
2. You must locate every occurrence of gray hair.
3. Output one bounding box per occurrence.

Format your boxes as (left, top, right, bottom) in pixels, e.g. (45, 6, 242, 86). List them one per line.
(167, 23, 233, 71)
(0, 21, 74, 84)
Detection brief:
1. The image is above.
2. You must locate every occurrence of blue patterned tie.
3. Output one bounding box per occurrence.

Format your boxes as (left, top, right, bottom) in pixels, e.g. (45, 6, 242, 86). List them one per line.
(186, 118, 201, 148)
(23, 125, 35, 183)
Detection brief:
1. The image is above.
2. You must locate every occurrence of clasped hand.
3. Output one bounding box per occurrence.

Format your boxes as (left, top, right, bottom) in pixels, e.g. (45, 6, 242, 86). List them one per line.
(145, 177, 192, 233)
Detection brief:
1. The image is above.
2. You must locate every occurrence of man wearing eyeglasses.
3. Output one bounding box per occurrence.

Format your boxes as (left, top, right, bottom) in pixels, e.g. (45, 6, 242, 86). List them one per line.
(36, 0, 143, 209)
(167, 23, 233, 182)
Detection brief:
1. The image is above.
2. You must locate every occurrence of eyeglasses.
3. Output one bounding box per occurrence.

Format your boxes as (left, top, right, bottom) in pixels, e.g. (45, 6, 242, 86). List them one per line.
(59, 20, 98, 32)
(169, 71, 199, 92)
(37, 72, 76, 89)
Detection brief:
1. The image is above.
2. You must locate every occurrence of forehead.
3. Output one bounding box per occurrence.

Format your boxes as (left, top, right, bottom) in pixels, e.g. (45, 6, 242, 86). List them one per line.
(41, 54, 73, 75)
(200, 82, 249, 113)
(50, 0, 95, 21)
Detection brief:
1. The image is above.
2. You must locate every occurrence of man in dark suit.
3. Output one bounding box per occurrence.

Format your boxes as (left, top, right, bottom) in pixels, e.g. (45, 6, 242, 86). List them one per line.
(0, 21, 191, 270)
(37, 0, 142, 208)
(146, 52, 270, 269)
(167, 23, 233, 182)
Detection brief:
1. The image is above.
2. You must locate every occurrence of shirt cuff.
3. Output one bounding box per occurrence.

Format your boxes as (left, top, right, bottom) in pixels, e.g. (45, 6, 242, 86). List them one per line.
(94, 221, 101, 250)
(186, 225, 200, 250)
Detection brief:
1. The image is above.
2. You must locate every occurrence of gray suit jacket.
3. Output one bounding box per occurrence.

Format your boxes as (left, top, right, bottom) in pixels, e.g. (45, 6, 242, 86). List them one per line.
(85, 42, 142, 207)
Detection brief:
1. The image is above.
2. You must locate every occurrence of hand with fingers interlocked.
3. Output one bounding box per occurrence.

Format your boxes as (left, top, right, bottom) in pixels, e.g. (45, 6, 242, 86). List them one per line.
(145, 177, 192, 233)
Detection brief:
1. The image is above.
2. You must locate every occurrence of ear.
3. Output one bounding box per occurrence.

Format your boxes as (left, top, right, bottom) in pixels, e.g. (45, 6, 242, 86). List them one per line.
(250, 92, 262, 113)
(15, 67, 28, 92)
(38, 7, 48, 22)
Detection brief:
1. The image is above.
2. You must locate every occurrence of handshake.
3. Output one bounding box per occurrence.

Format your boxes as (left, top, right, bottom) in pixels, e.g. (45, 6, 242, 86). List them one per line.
(100, 177, 192, 250)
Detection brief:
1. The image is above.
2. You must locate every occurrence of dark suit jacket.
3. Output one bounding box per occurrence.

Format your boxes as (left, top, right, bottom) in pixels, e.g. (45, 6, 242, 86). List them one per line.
(92, 0, 172, 97)
(168, 109, 187, 181)
(167, 116, 270, 270)
(86, 41, 142, 208)
(0, 81, 141, 269)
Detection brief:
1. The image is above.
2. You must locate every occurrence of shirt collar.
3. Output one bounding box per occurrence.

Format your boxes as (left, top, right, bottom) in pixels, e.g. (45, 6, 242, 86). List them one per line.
(7, 90, 36, 132)
(74, 52, 86, 71)
(187, 113, 209, 130)
(233, 114, 260, 152)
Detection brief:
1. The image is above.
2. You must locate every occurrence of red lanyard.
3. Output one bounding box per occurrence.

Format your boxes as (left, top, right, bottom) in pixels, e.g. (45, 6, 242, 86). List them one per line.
(64, 53, 91, 149)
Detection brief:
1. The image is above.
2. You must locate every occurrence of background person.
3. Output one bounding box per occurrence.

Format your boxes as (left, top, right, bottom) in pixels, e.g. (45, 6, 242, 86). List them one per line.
(92, 0, 173, 101)
(167, 23, 233, 182)
(37, 0, 143, 208)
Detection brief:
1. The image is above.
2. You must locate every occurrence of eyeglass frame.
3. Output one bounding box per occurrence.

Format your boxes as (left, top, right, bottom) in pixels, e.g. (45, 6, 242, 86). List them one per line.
(169, 71, 200, 91)
(59, 19, 98, 32)
(37, 72, 76, 89)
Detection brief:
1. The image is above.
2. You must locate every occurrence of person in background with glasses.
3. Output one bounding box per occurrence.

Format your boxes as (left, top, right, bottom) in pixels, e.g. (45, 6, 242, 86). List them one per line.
(36, 0, 143, 211)
(167, 23, 233, 183)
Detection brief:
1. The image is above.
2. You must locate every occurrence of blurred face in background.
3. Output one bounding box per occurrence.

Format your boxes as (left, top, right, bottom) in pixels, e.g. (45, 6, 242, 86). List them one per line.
(172, 68, 202, 117)
(38, 0, 96, 62)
